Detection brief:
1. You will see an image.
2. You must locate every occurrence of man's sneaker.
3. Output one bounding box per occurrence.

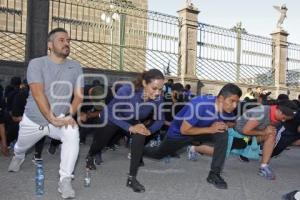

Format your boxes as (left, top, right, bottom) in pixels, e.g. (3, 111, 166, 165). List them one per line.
(187, 145, 199, 161)
(95, 153, 103, 165)
(32, 155, 43, 165)
(258, 165, 276, 180)
(58, 177, 75, 199)
(282, 190, 299, 200)
(86, 156, 96, 170)
(8, 156, 25, 172)
(48, 144, 57, 155)
(206, 171, 228, 189)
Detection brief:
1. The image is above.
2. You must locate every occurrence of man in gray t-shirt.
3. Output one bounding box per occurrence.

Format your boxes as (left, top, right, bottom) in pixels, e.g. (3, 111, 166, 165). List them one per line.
(8, 28, 84, 199)
(235, 100, 297, 181)
(25, 55, 83, 126)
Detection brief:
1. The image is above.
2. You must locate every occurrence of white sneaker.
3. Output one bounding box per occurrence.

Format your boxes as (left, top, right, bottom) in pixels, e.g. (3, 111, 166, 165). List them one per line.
(187, 146, 199, 161)
(8, 156, 24, 172)
(58, 177, 75, 199)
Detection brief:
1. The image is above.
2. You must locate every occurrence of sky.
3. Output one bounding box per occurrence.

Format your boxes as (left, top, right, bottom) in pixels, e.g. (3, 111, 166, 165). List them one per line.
(148, 0, 300, 44)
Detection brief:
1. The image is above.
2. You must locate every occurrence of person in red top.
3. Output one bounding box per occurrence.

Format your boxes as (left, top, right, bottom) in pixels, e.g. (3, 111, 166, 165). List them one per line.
(235, 100, 298, 180)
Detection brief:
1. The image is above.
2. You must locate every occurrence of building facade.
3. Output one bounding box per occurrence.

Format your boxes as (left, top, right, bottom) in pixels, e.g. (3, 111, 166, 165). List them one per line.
(0, 0, 148, 72)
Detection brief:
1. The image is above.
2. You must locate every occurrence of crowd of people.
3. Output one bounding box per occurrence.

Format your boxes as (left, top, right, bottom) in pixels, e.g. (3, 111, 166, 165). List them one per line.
(0, 28, 299, 200)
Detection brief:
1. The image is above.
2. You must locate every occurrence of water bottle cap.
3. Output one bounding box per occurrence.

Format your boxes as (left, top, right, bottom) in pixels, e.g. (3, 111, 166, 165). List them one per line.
(36, 160, 43, 165)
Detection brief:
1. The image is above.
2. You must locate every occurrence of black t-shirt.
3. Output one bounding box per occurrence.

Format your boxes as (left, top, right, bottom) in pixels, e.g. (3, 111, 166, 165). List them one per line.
(283, 110, 300, 133)
(164, 98, 185, 123)
(4, 85, 14, 98)
(80, 85, 94, 113)
(6, 88, 19, 112)
(0, 85, 4, 99)
(0, 97, 6, 123)
(105, 86, 114, 105)
(80, 85, 113, 113)
(11, 88, 29, 117)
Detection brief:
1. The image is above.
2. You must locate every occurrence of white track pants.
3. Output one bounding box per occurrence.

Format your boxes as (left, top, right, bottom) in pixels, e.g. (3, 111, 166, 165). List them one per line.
(14, 114, 79, 181)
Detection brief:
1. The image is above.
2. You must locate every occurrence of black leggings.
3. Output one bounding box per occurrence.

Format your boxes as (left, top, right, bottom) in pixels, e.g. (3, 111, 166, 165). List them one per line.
(34, 137, 61, 157)
(88, 123, 145, 177)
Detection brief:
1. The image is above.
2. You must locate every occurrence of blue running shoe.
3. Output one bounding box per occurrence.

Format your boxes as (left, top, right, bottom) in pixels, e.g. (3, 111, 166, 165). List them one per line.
(258, 165, 275, 180)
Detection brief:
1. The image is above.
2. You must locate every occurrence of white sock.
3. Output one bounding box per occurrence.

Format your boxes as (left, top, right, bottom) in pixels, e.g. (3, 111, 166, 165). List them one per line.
(260, 163, 268, 168)
(191, 146, 195, 152)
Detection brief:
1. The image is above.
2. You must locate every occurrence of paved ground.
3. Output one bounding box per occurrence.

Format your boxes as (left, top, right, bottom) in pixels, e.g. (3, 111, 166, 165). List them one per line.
(0, 137, 299, 200)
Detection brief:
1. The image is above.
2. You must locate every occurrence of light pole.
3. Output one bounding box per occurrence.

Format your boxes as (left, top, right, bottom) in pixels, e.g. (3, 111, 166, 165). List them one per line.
(100, 1, 132, 71)
(101, 5, 119, 69)
(119, 13, 126, 71)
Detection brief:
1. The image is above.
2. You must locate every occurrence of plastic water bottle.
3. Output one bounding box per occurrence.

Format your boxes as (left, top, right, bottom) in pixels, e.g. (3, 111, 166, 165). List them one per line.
(35, 160, 44, 196)
(84, 169, 91, 187)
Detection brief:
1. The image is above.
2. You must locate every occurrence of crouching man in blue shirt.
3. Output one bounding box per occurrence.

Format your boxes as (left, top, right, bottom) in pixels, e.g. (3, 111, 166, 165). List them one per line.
(144, 83, 242, 189)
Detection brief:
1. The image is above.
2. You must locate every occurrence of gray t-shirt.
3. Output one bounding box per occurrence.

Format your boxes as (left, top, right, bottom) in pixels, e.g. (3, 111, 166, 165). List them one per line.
(235, 105, 271, 134)
(24, 56, 84, 126)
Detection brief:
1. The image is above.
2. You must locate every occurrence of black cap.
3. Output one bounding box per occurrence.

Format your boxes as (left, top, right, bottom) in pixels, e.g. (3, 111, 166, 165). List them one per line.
(278, 100, 298, 117)
(277, 94, 289, 101)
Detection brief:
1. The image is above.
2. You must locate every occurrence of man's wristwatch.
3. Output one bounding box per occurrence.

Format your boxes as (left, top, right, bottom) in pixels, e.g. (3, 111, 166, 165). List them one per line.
(65, 112, 72, 117)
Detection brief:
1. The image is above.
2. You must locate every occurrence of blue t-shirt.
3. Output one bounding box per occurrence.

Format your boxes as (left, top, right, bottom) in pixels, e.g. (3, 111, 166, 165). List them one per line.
(100, 84, 164, 133)
(167, 96, 235, 139)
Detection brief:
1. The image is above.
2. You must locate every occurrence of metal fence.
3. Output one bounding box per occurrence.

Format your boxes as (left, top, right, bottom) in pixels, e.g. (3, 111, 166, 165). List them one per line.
(49, 0, 180, 75)
(197, 22, 274, 86)
(0, 0, 27, 62)
(1, 0, 300, 88)
(287, 42, 300, 87)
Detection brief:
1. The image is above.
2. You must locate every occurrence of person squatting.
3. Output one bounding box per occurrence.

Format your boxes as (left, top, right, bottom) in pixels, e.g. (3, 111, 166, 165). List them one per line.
(3, 28, 300, 199)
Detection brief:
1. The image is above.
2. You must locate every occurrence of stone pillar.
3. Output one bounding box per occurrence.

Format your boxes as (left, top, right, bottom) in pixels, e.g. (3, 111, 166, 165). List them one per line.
(177, 4, 199, 91)
(25, 0, 50, 62)
(271, 29, 289, 96)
